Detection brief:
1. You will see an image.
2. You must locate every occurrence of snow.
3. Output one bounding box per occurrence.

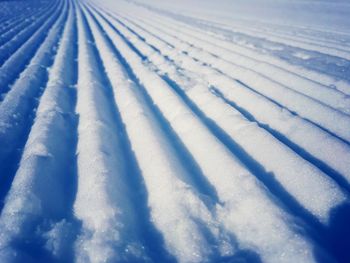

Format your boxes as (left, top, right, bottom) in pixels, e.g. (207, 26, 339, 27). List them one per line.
(0, 0, 350, 262)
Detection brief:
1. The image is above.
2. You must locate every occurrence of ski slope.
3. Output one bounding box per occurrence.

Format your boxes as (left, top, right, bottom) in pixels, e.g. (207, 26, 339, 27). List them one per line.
(0, 0, 350, 262)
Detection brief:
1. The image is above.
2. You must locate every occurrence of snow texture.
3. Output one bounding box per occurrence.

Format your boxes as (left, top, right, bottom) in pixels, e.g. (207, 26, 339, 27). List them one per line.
(0, 0, 350, 262)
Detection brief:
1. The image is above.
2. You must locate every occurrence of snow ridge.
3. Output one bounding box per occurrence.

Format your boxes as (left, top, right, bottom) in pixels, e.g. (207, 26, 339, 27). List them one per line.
(0, 0, 350, 262)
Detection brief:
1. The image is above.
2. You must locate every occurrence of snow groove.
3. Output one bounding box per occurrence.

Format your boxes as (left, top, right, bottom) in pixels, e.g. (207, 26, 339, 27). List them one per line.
(82, 5, 235, 262)
(0, 1, 56, 48)
(101, 9, 350, 192)
(0, 0, 69, 211)
(0, 3, 78, 261)
(132, 14, 350, 114)
(1, 0, 350, 262)
(112, 12, 350, 143)
(0, 0, 60, 67)
(83, 5, 333, 263)
(73, 4, 156, 263)
(0, 0, 64, 98)
(0, 0, 53, 37)
(97, 4, 348, 223)
(123, 1, 350, 94)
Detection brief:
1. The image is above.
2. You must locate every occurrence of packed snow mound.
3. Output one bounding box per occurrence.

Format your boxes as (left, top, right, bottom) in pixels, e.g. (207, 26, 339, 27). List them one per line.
(0, 0, 350, 262)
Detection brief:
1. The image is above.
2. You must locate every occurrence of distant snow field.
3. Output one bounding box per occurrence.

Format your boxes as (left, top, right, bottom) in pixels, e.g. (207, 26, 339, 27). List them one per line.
(0, 0, 350, 262)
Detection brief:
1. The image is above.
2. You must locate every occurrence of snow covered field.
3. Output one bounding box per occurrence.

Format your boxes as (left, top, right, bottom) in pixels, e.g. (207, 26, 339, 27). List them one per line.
(0, 0, 350, 262)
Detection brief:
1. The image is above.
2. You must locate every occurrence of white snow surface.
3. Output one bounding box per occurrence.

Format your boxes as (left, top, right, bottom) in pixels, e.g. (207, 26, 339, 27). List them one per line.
(0, 0, 349, 262)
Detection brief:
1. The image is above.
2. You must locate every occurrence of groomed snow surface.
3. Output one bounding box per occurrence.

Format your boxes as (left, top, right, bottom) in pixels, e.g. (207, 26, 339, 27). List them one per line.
(0, 0, 350, 262)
